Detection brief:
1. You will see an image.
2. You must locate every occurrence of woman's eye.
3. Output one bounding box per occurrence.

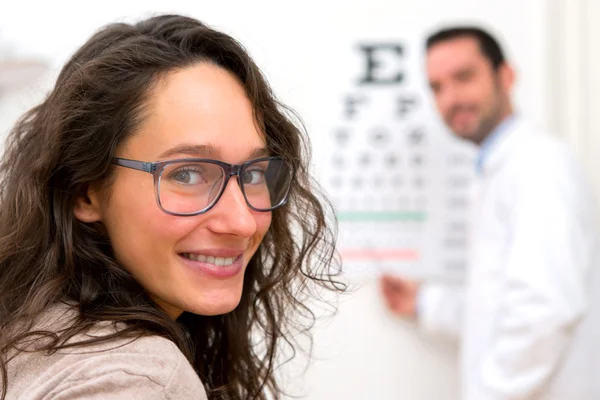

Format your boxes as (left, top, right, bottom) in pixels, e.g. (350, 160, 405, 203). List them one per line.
(242, 170, 265, 185)
(171, 169, 205, 185)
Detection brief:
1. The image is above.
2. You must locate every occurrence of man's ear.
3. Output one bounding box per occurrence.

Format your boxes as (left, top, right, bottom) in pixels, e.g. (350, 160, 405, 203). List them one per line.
(498, 62, 515, 93)
(73, 186, 103, 223)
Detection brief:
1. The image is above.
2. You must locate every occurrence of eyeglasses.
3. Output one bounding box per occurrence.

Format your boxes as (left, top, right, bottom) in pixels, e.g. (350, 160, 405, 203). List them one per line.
(112, 156, 294, 216)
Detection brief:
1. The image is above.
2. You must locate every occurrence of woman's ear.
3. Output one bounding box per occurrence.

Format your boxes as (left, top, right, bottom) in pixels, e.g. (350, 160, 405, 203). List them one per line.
(73, 186, 103, 223)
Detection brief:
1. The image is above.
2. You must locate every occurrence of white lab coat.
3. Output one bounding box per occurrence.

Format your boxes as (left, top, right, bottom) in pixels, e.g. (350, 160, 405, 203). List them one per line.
(419, 117, 600, 400)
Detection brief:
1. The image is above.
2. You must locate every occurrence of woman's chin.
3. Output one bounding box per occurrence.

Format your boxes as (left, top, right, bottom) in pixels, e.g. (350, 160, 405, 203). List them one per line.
(186, 292, 244, 317)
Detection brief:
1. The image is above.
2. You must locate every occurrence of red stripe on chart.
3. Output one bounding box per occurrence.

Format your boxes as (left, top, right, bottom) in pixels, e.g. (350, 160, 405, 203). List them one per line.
(341, 248, 420, 260)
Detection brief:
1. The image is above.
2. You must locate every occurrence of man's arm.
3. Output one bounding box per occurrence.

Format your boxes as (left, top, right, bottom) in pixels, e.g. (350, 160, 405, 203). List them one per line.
(418, 282, 464, 339)
(380, 274, 464, 339)
(476, 152, 593, 399)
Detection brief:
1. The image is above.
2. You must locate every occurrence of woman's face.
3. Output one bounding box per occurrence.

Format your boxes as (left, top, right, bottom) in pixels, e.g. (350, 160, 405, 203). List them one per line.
(75, 63, 272, 318)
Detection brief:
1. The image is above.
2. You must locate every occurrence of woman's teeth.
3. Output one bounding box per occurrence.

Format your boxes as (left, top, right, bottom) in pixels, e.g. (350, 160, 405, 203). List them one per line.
(182, 253, 236, 266)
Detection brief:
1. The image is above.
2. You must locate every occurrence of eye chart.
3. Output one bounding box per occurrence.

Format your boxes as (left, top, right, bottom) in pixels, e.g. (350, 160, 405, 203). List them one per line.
(318, 41, 476, 281)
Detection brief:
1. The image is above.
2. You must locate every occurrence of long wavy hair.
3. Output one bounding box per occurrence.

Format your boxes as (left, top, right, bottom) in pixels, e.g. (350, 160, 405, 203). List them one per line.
(0, 14, 342, 399)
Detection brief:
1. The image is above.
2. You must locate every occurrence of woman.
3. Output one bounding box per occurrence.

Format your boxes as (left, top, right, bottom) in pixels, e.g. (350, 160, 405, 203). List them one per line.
(0, 14, 341, 399)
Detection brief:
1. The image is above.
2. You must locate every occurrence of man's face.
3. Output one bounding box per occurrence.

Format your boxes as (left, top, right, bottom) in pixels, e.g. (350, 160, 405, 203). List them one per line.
(426, 36, 511, 144)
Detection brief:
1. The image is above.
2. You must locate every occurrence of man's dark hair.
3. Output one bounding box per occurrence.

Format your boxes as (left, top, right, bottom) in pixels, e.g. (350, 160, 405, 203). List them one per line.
(426, 26, 506, 69)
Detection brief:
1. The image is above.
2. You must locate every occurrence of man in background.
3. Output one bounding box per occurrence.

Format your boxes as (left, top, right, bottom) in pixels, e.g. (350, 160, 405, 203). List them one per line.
(380, 26, 600, 400)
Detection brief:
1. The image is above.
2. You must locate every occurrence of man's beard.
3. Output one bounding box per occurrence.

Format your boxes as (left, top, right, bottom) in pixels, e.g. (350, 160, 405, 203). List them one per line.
(446, 91, 505, 143)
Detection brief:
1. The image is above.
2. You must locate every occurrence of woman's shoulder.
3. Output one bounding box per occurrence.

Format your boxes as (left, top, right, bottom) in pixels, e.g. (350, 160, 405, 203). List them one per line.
(6, 303, 208, 399)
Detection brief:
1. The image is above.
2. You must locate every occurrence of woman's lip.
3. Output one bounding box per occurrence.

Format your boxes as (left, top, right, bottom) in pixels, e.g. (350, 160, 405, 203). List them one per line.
(178, 254, 244, 279)
(177, 248, 245, 258)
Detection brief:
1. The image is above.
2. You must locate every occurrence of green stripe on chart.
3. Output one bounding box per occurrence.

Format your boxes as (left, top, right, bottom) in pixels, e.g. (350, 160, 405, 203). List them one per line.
(336, 211, 427, 222)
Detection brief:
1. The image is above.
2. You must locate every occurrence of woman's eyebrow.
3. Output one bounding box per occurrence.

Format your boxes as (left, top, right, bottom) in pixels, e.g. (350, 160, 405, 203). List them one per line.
(157, 144, 270, 160)
(158, 144, 219, 159)
(248, 147, 270, 159)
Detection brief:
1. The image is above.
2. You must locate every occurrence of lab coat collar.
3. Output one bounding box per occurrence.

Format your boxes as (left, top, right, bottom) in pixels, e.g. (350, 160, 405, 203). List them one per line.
(477, 114, 524, 177)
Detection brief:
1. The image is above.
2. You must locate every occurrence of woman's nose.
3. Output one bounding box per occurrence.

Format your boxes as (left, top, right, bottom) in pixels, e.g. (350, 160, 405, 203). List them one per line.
(205, 177, 257, 237)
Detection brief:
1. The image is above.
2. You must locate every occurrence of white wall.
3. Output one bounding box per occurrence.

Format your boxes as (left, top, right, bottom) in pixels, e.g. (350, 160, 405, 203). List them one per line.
(547, 0, 600, 205)
(0, 1, 575, 399)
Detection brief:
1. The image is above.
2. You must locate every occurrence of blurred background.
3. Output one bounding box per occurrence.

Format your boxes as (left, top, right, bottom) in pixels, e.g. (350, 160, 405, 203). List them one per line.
(1, 1, 598, 399)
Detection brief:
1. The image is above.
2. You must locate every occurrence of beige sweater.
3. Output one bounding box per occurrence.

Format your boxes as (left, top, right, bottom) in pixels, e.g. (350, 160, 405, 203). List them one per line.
(4, 304, 208, 399)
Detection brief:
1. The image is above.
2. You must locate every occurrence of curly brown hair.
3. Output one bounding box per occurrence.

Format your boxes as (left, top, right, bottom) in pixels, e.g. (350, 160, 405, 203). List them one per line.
(0, 14, 342, 399)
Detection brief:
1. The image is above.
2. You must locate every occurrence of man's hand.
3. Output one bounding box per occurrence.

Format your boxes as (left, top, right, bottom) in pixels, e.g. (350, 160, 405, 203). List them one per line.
(379, 274, 420, 318)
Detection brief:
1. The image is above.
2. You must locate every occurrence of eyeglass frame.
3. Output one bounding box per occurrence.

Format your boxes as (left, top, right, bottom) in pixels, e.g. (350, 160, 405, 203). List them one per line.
(111, 156, 294, 217)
